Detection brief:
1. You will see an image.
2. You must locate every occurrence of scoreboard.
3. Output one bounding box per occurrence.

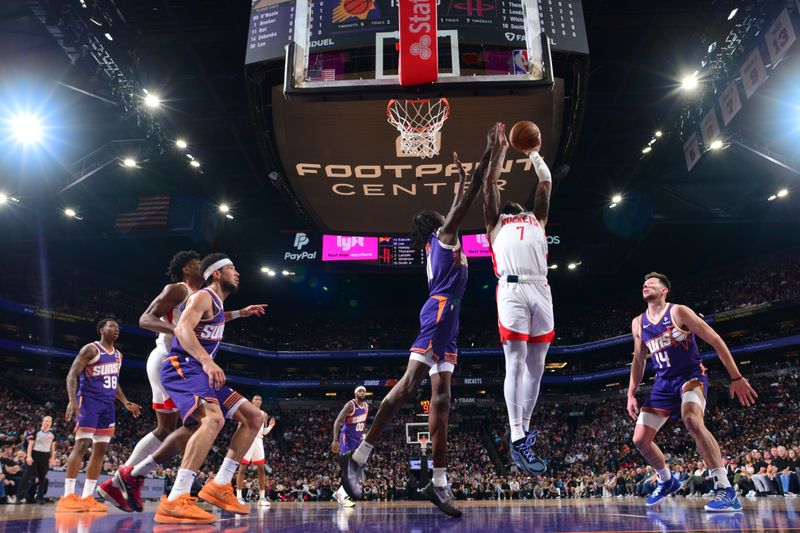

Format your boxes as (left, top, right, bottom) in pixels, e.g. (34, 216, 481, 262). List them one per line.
(245, 0, 587, 65)
(378, 236, 425, 267)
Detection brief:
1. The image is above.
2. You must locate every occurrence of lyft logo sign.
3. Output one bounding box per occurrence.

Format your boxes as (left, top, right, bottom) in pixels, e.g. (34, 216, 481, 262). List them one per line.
(336, 236, 365, 251)
(322, 235, 379, 261)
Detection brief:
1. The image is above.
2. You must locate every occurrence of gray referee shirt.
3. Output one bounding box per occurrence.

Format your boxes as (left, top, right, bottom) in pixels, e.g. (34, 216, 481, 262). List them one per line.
(32, 430, 54, 453)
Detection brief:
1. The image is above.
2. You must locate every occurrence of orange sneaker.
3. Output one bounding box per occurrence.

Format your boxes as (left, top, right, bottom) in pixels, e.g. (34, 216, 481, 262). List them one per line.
(199, 480, 249, 514)
(154, 494, 216, 524)
(81, 495, 108, 512)
(56, 494, 87, 513)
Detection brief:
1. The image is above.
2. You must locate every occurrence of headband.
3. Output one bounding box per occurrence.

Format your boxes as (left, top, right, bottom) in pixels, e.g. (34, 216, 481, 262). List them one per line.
(354, 386, 366, 394)
(203, 258, 233, 280)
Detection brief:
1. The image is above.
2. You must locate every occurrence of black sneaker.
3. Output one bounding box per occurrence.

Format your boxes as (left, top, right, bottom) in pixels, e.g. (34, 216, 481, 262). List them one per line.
(340, 451, 364, 500)
(420, 482, 462, 517)
(510, 430, 547, 476)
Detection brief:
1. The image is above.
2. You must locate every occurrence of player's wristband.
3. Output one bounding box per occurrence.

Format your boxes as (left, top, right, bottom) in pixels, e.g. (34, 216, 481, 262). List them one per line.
(231, 310, 241, 319)
(529, 151, 552, 182)
(730, 375, 745, 382)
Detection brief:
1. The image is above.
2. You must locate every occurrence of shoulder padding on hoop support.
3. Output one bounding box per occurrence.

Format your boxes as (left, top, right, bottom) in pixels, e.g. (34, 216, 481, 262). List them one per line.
(398, 0, 438, 86)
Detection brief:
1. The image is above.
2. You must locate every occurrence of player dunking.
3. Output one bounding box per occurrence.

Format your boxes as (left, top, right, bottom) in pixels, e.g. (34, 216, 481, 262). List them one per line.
(58, 318, 142, 512)
(482, 122, 553, 475)
(235, 394, 276, 506)
(627, 272, 757, 511)
(341, 125, 499, 517)
(98, 251, 203, 509)
(108, 254, 267, 523)
(331, 386, 369, 507)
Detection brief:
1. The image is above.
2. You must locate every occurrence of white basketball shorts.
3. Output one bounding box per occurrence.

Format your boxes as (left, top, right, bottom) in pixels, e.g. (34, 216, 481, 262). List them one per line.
(496, 277, 555, 343)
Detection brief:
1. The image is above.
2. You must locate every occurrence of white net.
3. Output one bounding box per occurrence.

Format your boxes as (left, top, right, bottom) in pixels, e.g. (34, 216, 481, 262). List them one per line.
(386, 98, 450, 159)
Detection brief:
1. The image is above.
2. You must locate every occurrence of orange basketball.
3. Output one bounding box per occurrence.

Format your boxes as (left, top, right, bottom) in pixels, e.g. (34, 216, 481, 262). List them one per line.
(343, 0, 370, 15)
(509, 121, 541, 153)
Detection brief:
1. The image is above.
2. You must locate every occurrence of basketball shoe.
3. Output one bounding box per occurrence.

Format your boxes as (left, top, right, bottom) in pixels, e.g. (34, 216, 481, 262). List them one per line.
(56, 493, 86, 513)
(115, 465, 145, 512)
(81, 495, 108, 512)
(704, 487, 743, 512)
(340, 451, 364, 500)
(154, 494, 216, 524)
(510, 430, 547, 476)
(97, 477, 133, 512)
(645, 474, 681, 506)
(420, 482, 462, 517)
(198, 480, 249, 514)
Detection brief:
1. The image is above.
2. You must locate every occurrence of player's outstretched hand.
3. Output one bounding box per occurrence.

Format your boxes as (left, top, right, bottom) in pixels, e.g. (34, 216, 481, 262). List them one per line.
(203, 360, 226, 389)
(497, 122, 509, 149)
(65, 400, 80, 422)
(268, 417, 276, 428)
(626, 395, 640, 421)
(331, 440, 340, 454)
(730, 378, 758, 407)
(240, 304, 268, 318)
(125, 401, 143, 418)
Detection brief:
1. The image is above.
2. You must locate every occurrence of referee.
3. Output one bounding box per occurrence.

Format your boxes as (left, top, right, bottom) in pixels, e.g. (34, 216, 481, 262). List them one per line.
(19, 416, 55, 504)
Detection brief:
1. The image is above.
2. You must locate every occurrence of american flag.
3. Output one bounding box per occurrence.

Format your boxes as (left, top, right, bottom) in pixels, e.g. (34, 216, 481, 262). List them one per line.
(308, 68, 336, 82)
(115, 195, 171, 229)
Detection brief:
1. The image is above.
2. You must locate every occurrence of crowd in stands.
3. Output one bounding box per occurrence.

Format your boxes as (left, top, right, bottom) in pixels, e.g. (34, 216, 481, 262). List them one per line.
(0, 254, 798, 350)
(0, 358, 797, 504)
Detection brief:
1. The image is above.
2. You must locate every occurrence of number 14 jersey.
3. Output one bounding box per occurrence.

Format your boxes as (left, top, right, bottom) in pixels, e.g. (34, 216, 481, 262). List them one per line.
(640, 304, 703, 379)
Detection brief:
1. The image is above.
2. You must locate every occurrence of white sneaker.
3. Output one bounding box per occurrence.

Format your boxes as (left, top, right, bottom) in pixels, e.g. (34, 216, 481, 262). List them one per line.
(341, 497, 356, 507)
(259, 498, 271, 507)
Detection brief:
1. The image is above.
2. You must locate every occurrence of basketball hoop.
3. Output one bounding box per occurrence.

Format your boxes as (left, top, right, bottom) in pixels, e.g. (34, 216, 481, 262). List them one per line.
(387, 98, 450, 159)
(419, 435, 429, 451)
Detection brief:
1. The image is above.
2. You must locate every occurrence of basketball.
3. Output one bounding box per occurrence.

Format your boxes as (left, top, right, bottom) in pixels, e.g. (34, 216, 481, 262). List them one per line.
(509, 120, 541, 153)
(343, 0, 370, 15)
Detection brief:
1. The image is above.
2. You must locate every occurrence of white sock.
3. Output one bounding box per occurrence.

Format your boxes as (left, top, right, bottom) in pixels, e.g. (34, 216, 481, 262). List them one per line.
(215, 457, 239, 485)
(336, 485, 347, 498)
(130, 455, 159, 479)
(82, 479, 97, 498)
(259, 489, 266, 499)
(237, 488, 243, 499)
(168, 468, 196, 501)
(64, 478, 77, 496)
(503, 340, 527, 442)
(433, 468, 448, 488)
(125, 432, 164, 467)
(656, 467, 671, 482)
(710, 467, 731, 488)
(352, 441, 373, 465)
(522, 342, 548, 424)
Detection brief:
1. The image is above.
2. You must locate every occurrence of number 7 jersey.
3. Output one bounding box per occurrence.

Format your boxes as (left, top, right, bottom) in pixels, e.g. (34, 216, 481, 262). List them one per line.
(489, 212, 548, 277)
(640, 304, 704, 379)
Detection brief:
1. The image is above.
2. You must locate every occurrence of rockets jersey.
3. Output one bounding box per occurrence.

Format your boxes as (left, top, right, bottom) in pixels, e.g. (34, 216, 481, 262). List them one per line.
(170, 288, 225, 361)
(340, 400, 369, 442)
(488, 211, 548, 277)
(155, 282, 195, 351)
(640, 304, 703, 380)
(78, 342, 122, 402)
(425, 229, 468, 298)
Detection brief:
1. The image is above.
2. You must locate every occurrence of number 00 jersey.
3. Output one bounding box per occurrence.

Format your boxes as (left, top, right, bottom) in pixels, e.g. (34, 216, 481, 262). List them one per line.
(640, 304, 704, 379)
(489, 212, 548, 277)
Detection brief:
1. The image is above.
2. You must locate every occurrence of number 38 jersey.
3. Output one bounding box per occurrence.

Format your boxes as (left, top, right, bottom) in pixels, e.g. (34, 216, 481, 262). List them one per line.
(489, 211, 548, 277)
(78, 341, 122, 402)
(640, 304, 703, 379)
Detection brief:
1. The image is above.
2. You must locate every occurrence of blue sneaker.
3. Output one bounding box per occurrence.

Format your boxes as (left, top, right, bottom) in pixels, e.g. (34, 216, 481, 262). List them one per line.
(704, 487, 743, 512)
(510, 430, 547, 476)
(645, 474, 681, 506)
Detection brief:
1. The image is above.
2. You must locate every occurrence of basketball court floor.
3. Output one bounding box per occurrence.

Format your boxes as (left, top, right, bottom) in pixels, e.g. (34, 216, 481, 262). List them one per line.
(1, 498, 798, 533)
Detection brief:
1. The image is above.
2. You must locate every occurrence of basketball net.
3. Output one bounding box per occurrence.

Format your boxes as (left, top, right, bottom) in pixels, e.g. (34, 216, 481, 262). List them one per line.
(419, 435, 429, 451)
(387, 98, 450, 159)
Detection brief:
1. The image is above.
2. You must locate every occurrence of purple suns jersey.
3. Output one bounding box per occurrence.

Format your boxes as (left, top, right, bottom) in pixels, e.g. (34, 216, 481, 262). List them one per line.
(78, 342, 121, 402)
(425, 230, 468, 298)
(640, 304, 703, 379)
(170, 288, 225, 360)
(340, 400, 368, 443)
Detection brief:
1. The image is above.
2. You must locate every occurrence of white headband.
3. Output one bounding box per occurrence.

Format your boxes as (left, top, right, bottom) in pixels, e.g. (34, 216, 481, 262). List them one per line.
(354, 386, 366, 394)
(203, 258, 233, 280)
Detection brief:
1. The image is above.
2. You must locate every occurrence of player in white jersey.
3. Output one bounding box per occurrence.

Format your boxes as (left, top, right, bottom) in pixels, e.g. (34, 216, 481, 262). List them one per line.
(236, 395, 276, 507)
(482, 122, 554, 476)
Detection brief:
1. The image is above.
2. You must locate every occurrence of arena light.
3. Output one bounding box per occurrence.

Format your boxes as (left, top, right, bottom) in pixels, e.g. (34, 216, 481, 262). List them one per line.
(548, 264, 558, 270)
(175, 139, 188, 149)
(727, 8, 738, 21)
(325, 392, 337, 397)
(267, 270, 276, 277)
(681, 72, 699, 91)
(190, 160, 201, 168)
(642, 146, 652, 154)
(260, 267, 270, 273)
(104, 33, 113, 41)
(10, 113, 43, 145)
(709, 139, 723, 150)
(218, 203, 230, 213)
(567, 263, 577, 270)
(281, 270, 291, 276)
(768, 194, 777, 201)
(144, 93, 161, 109)
(225, 214, 234, 220)
(122, 157, 137, 168)
(612, 194, 622, 203)
(609, 203, 617, 208)
(777, 189, 789, 198)
(654, 130, 663, 138)
(64, 208, 82, 220)
(0, 193, 7, 204)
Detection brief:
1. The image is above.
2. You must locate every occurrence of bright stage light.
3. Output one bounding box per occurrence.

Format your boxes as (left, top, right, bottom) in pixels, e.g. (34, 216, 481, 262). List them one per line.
(104, 33, 113, 41)
(10, 114, 43, 145)
(567, 263, 577, 270)
(548, 264, 558, 270)
(612, 194, 622, 203)
(777, 189, 789, 198)
(261, 267, 270, 273)
(225, 214, 234, 220)
(144, 93, 160, 108)
(654, 130, 663, 138)
(768, 195, 777, 201)
(219, 204, 230, 213)
(728, 8, 738, 21)
(681, 73, 699, 91)
(267, 270, 276, 277)
(642, 146, 652, 154)
(709, 140, 723, 150)
(64, 208, 77, 218)
(176, 139, 187, 149)
(122, 158, 137, 167)
(0, 194, 7, 204)
(190, 160, 200, 168)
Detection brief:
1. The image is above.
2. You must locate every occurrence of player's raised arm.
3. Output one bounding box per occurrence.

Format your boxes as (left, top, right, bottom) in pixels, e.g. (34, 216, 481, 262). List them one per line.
(139, 283, 191, 335)
(439, 147, 489, 245)
(671, 305, 758, 406)
(529, 150, 553, 227)
(626, 316, 648, 421)
(483, 123, 508, 233)
(174, 291, 226, 389)
(65, 343, 98, 422)
(331, 402, 355, 454)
